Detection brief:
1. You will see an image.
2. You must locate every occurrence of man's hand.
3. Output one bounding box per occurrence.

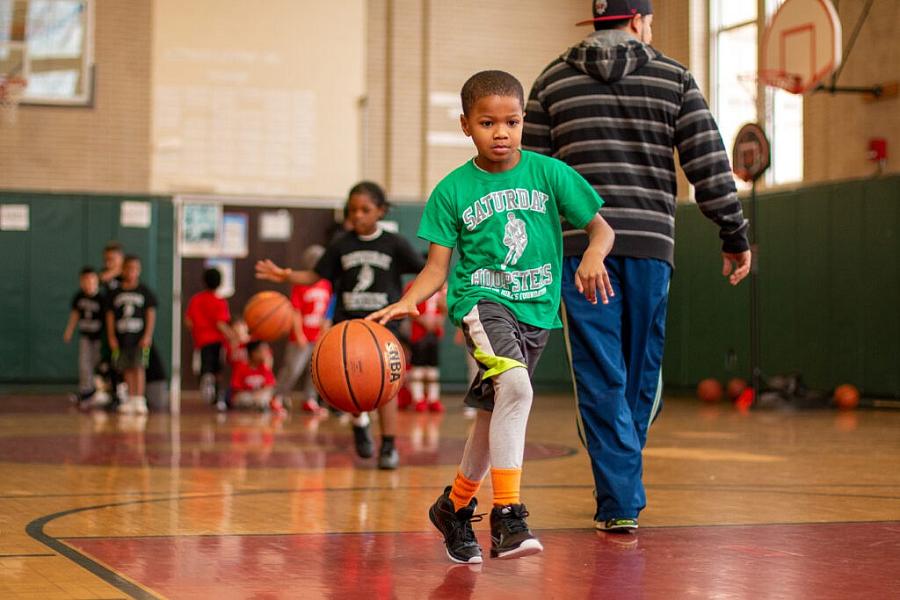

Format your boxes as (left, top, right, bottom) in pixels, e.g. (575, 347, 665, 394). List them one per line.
(255, 259, 290, 283)
(722, 251, 751, 286)
(139, 336, 152, 349)
(575, 249, 614, 305)
(367, 300, 420, 325)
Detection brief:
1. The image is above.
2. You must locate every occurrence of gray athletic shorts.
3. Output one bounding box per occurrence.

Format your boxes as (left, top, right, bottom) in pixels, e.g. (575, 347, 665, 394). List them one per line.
(460, 300, 550, 411)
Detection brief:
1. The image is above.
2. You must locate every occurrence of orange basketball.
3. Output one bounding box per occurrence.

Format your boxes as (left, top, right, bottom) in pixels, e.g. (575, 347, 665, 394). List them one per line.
(726, 377, 748, 401)
(311, 319, 406, 414)
(833, 384, 860, 411)
(243, 291, 293, 342)
(697, 378, 724, 403)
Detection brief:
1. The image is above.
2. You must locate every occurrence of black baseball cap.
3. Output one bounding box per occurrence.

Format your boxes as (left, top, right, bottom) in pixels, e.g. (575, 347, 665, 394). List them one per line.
(576, 0, 653, 26)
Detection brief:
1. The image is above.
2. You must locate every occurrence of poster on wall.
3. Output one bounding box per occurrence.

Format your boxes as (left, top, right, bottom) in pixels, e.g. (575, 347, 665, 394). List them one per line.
(220, 213, 249, 257)
(204, 258, 235, 298)
(0, 204, 29, 231)
(181, 203, 221, 257)
(120, 201, 152, 228)
(259, 209, 292, 241)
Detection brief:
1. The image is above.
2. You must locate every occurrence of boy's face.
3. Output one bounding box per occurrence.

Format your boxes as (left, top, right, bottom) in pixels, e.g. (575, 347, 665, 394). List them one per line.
(80, 272, 99, 295)
(460, 95, 524, 173)
(347, 193, 384, 236)
(104, 250, 124, 273)
(122, 260, 141, 285)
(249, 345, 267, 364)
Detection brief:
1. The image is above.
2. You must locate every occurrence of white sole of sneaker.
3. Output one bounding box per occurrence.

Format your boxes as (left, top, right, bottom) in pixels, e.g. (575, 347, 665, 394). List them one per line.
(445, 548, 483, 564)
(492, 538, 543, 559)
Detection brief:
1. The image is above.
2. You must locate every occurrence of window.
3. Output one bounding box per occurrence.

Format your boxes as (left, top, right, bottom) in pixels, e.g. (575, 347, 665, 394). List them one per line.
(711, 0, 803, 186)
(0, 0, 93, 105)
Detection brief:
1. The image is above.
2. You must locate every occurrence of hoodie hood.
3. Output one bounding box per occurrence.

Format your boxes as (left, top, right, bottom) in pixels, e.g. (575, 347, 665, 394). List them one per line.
(562, 29, 657, 83)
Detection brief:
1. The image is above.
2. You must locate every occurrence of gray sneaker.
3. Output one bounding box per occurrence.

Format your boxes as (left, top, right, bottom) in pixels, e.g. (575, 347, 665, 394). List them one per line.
(377, 446, 399, 470)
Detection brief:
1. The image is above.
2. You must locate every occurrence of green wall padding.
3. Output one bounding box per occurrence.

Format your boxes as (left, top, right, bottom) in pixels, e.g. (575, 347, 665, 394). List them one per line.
(0, 192, 173, 384)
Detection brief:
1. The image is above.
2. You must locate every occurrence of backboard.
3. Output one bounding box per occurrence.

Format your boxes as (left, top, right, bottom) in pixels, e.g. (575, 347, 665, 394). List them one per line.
(760, 0, 842, 94)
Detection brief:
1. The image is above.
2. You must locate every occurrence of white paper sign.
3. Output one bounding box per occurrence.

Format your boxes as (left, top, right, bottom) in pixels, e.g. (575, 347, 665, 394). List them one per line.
(260, 209, 292, 241)
(221, 213, 248, 257)
(121, 201, 152, 228)
(0, 204, 29, 231)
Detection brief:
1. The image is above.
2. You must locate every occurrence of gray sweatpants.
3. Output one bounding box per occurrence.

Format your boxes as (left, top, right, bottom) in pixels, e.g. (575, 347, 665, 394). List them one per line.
(457, 301, 549, 478)
(274, 342, 315, 398)
(78, 337, 102, 394)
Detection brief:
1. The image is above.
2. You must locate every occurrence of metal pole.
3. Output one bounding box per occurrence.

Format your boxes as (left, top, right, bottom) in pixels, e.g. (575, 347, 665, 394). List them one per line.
(750, 181, 761, 396)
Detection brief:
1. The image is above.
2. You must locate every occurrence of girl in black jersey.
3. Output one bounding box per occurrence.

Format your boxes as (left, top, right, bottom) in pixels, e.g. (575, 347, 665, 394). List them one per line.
(256, 181, 424, 470)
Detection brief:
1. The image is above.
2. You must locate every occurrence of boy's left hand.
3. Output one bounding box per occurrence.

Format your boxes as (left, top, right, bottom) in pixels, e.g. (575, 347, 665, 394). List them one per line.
(575, 250, 614, 305)
(367, 300, 420, 325)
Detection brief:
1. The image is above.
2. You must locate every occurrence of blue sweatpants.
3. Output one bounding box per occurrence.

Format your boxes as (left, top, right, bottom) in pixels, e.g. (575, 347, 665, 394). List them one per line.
(560, 255, 671, 520)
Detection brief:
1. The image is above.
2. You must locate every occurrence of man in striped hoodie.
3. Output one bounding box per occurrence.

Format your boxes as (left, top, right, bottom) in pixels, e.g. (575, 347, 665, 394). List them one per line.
(523, 0, 751, 532)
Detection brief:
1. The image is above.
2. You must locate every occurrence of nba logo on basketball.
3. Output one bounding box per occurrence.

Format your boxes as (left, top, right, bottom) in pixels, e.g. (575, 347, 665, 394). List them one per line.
(386, 341, 403, 383)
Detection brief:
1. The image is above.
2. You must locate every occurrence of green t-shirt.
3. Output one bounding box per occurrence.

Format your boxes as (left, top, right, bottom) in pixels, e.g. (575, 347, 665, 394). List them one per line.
(418, 150, 603, 329)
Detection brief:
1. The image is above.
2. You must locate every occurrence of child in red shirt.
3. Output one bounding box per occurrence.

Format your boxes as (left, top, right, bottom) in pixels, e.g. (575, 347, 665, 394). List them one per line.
(274, 246, 332, 412)
(185, 268, 235, 407)
(406, 281, 447, 412)
(231, 341, 276, 410)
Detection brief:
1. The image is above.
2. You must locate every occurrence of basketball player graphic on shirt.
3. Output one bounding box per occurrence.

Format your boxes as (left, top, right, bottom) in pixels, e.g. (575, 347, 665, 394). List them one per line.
(502, 212, 527, 270)
(353, 263, 375, 292)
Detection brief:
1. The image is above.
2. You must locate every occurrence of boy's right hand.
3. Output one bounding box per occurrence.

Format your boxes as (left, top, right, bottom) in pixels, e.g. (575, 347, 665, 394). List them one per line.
(255, 259, 290, 283)
(367, 300, 420, 325)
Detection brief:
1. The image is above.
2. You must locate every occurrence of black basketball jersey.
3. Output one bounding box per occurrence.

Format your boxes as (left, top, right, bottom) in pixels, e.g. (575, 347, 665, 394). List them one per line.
(71, 291, 104, 340)
(315, 228, 424, 323)
(107, 283, 158, 347)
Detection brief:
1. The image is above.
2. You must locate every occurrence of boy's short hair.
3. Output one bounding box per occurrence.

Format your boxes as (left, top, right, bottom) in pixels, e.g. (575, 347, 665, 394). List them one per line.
(460, 70, 525, 115)
(123, 254, 141, 265)
(80, 266, 96, 276)
(203, 267, 222, 290)
(103, 241, 124, 254)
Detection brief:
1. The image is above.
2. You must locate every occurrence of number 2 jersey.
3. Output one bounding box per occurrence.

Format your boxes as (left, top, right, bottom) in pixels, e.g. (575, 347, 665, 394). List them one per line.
(107, 284, 158, 347)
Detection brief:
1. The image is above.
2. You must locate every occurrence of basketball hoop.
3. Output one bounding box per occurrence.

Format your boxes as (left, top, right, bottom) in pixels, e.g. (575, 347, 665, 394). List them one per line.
(757, 69, 804, 95)
(0, 76, 27, 125)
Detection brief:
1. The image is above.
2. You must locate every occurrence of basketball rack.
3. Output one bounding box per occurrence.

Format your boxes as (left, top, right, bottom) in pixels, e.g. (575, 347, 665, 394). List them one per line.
(0, 75, 27, 125)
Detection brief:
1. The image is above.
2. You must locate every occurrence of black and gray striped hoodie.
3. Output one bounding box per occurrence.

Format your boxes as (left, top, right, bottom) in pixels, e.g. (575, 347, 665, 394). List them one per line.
(523, 30, 749, 265)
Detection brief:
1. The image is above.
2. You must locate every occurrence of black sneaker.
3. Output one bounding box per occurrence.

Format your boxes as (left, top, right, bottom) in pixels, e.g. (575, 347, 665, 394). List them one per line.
(490, 503, 543, 559)
(377, 445, 399, 470)
(595, 517, 638, 532)
(428, 486, 484, 564)
(352, 424, 374, 458)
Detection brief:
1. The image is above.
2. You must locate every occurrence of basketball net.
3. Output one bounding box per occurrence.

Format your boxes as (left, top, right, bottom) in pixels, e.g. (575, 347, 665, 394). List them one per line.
(0, 76, 27, 125)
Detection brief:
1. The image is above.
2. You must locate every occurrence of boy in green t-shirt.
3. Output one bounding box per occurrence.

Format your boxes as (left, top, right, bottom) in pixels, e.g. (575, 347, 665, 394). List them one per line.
(370, 70, 615, 563)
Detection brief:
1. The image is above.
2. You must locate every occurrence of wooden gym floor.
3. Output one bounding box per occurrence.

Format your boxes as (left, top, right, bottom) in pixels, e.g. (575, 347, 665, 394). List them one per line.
(0, 393, 898, 599)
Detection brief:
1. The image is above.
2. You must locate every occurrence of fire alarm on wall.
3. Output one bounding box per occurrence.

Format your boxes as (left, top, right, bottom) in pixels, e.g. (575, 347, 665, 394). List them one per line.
(868, 138, 887, 162)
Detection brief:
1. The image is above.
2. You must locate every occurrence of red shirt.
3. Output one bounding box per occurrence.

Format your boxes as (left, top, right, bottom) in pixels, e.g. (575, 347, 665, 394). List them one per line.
(289, 280, 332, 343)
(186, 290, 231, 348)
(407, 283, 446, 342)
(230, 361, 275, 391)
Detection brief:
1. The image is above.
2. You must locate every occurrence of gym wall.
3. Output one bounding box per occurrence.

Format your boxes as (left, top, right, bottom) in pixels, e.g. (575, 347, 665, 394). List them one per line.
(0, 0, 153, 193)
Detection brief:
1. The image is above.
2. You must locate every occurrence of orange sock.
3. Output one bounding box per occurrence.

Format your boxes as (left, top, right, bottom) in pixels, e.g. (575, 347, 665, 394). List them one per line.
(449, 471, 482, 512)
(491, 467, 521, 507)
